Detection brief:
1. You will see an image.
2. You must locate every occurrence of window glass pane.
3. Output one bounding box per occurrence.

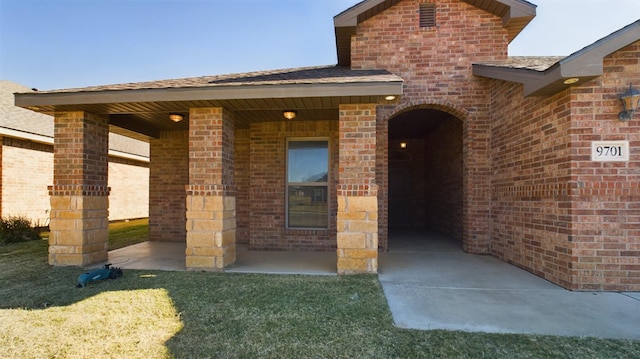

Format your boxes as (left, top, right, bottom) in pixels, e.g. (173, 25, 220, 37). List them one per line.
(288, 186, 328, 228)
(288, 141, 328, 183)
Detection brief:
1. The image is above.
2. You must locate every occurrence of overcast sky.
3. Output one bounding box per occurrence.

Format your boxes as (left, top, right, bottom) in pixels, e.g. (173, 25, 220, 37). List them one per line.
(1, 0, 638, 91)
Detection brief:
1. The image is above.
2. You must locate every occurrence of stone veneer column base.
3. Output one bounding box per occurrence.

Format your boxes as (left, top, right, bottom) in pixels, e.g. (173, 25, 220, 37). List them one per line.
(337, 195, 378, 274)
(186, 195, 236, 271)
(48, 195, 109, 266)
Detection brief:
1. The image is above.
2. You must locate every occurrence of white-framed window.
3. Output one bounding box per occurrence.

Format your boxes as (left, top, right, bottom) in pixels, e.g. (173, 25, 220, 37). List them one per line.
(286, 138, 329, 229)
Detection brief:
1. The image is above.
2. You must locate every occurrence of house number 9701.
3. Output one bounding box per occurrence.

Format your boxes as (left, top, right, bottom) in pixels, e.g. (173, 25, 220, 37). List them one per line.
(591, 141, 629, 162)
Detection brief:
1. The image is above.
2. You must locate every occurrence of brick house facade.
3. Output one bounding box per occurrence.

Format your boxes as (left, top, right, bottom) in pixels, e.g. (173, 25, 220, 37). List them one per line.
(14, 0, 640, 291)
(1, 81, 149, 225)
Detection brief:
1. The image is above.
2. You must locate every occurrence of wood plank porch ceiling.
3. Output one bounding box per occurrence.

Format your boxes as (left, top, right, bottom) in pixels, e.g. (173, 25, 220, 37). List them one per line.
(15, 65, 403, 140)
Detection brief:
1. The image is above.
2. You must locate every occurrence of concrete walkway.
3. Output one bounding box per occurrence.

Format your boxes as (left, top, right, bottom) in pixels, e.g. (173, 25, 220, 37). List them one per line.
(105, 233, 640, 339)
(379, 229, 640, 339)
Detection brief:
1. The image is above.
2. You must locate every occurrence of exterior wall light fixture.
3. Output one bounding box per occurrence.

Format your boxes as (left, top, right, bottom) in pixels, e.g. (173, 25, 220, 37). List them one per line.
(283, 110, 297, 120)
(400, 141, 407, 149)
(169, 114, 184, 122)
(619, 84, 640, 121)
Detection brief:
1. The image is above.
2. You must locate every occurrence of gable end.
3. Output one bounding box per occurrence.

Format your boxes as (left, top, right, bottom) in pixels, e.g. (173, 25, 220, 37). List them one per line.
(334, 0, 536, 66)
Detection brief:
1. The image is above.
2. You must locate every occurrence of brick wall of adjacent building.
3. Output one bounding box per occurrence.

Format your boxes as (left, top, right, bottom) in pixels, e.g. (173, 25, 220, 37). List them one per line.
(489, 41, 640, 291)
(108, 158, 149, 221)
(1, 138, 52, 225)
(149, 130, 188, 242)
(1, 136, 148, 225)
(352, 0, 507, 252)
(0, 138, 2, 216)
(248, 120, 338, 251)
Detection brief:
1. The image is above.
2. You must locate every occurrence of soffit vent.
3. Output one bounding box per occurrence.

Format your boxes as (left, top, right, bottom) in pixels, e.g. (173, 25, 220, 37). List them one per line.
(420, 3, 436, 28)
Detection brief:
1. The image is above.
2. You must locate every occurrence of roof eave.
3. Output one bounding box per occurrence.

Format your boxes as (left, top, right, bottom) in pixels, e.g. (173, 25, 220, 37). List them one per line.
(472, 63, 599, 96)
(15, 81, 404, 111)
(463, 0, 536, 42)
(473, 20, 640, 97)
(559, 20, 640, 78)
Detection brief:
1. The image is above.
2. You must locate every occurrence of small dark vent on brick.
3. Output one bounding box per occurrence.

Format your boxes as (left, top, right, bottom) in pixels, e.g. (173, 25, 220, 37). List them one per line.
(420, 3, 436, 28)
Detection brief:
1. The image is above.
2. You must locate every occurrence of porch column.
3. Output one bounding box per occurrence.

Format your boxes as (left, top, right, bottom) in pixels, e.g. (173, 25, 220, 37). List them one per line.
(48, 111, 109, 266)
(185, 107, 236, 270)
(337, 104, 378, 274)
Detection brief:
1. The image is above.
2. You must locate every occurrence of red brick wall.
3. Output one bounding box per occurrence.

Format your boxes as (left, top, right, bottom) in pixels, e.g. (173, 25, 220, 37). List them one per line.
(51, 111, 109, 194)
(337, 103, 379, 273)
(354, 0, 507, 252)
(489, 82, 574, 288)
(376, 118, 389, 250)
(186, 107, 235, 196)
(235, 128, 250, 244)
(48, 111, 110, 266)
(149, 130, 188, 242)
(489, 41, 640, 291)
(337, 104, 378, 197)
(248, 120, 338, 251)
(351, 0, 508, 93)
(423, 119, 463, 241)
(568, 41, 640, 291)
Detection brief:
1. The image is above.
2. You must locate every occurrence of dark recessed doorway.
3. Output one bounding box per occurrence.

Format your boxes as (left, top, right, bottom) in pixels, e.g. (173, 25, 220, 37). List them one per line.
(388, 108, 463, 248)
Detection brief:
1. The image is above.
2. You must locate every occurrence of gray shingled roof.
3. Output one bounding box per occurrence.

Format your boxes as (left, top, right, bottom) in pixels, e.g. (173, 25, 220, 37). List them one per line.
(0, 81, 53, 137)
(37, 65, 401, 94)
(1, 80, 149, 159)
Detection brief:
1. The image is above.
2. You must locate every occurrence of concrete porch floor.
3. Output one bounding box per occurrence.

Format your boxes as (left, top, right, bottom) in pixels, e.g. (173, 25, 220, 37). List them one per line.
(102, 231, 640, 339)
(105, 241, 336, 275)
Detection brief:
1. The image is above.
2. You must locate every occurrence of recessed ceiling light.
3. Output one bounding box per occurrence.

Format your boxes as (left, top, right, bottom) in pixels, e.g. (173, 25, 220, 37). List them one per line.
(563, 78, 580, 85)
(385, 95, 397, 101)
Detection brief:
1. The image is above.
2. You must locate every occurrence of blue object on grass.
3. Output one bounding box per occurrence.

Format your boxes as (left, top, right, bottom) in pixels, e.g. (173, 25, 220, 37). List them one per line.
(77, 264, 123, 288)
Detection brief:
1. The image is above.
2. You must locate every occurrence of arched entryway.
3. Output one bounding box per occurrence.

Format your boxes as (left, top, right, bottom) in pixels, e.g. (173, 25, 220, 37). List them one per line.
(387, 108, 463, 250)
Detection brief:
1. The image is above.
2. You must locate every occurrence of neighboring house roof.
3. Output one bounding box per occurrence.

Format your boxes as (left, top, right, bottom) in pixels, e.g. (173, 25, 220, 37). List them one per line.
(0, 81, 53, 141)
(473, 20, 640, 96)
(1, 80, 149, 161)
(15, 66, 403, 139)
(334, 0, 537, 66)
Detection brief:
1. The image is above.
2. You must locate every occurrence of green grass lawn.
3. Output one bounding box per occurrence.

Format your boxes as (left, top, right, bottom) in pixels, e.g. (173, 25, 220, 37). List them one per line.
(1, 221, 639, 358)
